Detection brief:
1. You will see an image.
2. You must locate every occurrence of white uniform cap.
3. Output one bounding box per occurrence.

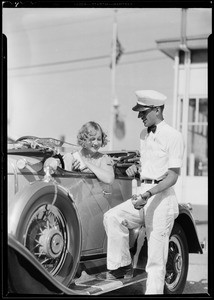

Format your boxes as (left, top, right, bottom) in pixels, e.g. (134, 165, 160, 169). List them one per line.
(132, 90, 167, 111)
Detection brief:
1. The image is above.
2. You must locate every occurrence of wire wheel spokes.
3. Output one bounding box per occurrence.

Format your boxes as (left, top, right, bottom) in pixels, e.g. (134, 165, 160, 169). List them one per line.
(165, 236, 183, 288)
(24, 204, 68, 275)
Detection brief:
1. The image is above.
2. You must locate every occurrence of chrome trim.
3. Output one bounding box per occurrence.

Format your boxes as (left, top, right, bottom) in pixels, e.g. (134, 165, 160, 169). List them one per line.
(9, 161, 18, 194)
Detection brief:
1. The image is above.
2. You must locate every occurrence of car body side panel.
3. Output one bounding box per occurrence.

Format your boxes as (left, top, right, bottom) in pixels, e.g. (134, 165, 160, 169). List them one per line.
(7, 146, 203, 295)
(53, 172, 133, 254)
(8, 153, 133, 255)
(57, 175, 109, 253)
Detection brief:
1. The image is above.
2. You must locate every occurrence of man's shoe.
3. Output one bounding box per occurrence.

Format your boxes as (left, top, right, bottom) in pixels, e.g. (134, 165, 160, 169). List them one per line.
(123, 264, 134, 279)
(106, 264, 133, 280)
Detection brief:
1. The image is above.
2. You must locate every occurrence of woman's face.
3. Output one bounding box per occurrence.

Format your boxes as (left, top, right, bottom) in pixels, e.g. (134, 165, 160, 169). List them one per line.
(86, 128, 102, 153)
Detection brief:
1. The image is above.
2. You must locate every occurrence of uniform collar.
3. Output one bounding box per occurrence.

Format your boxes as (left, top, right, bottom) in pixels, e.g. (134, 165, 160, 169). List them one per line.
(156, 120, 165, 130)
(147, 120, 165, 135)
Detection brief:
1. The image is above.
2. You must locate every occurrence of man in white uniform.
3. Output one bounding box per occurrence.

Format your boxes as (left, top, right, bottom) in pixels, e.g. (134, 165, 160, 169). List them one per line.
(102, 90, 184, 294)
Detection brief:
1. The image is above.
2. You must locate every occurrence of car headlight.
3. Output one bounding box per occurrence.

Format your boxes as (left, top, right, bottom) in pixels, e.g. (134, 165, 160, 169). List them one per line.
(43, 158, 59, 182)
(16, 158, 28, 170)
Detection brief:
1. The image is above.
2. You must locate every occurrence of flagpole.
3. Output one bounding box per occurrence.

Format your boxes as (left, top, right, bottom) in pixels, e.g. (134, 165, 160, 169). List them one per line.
(109, 10, 118, 151)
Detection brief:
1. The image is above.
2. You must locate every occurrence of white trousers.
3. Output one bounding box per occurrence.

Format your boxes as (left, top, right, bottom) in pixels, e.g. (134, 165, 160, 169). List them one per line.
(103, 183, 179, 295)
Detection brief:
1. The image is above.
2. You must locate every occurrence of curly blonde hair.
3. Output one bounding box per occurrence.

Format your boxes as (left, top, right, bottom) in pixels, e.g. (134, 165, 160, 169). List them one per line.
(77, 121, 109, 148)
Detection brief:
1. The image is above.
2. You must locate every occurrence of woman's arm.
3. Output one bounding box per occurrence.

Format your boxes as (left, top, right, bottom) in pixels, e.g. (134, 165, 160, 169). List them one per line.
(83, 155, 115, 184)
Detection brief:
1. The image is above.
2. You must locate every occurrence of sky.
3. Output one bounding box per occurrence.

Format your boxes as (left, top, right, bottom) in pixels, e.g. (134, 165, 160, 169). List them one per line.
(3, 6, 212, 151)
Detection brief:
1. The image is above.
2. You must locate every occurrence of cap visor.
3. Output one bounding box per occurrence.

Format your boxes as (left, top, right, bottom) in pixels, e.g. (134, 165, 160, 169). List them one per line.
(132, 104, 152, 111)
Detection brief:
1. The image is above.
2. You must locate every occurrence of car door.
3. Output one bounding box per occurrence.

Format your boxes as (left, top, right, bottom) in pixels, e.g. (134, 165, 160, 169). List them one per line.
(55, 171, 113, 255)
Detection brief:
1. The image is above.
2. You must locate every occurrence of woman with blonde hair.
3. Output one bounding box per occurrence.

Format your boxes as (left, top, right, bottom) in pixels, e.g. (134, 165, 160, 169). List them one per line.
(63, 121, 115, 184)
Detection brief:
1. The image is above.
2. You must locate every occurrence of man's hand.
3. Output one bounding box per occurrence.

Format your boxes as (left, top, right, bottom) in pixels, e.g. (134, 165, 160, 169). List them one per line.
(126, 164, 139, 177)
(131, 191, 151, 210)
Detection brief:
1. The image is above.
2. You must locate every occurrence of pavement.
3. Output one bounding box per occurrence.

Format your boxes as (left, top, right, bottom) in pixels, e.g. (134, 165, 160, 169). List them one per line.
(183, 212, 208, 295)
(105, 252, 208, 296)
(105, 221, 209, 296)
(184, 253, 208, 295)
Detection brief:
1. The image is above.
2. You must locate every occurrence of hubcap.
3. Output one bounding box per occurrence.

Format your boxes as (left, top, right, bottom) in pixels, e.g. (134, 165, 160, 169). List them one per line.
(174, 253, 182, 272)
(38, 228, 64, 258)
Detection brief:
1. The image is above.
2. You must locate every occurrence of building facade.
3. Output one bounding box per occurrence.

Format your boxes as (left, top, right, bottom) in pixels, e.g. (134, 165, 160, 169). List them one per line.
(157, 30, 209, 207)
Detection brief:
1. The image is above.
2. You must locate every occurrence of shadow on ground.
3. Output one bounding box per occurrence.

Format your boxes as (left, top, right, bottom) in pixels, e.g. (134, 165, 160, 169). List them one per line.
(184, 278, 208, 295)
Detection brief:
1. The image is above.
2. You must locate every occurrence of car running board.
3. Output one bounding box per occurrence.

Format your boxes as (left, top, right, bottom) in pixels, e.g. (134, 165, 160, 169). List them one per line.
(69, 269, 147, 295)
(8, 236, 147, 295)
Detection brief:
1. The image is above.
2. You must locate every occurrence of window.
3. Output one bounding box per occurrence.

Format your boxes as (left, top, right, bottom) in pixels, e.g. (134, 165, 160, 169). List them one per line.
(179, 49, 208, 64)
(179, 97, 208, 176)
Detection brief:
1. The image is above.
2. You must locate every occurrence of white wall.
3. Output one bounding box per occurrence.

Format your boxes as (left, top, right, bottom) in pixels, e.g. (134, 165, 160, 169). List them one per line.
(175, 176, 208, 205)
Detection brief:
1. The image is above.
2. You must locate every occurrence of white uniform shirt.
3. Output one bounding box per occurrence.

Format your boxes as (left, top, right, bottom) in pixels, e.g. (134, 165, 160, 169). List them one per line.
(140, 120, 184, 180)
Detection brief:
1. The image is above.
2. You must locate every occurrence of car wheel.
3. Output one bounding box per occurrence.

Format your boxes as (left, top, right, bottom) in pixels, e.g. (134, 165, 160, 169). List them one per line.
(8, 183, 82, 291)
(164, 222, 189, 294)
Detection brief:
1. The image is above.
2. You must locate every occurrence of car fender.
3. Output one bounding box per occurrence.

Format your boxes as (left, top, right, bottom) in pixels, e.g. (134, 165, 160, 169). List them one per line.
(176, 204, 203, 254)
(8, 180, 84, 293)
(8, 180, 80, 236)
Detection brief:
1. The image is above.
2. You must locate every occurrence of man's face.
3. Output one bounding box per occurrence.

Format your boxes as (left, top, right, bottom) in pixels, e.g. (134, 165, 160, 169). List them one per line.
(138, 107, 157, 127)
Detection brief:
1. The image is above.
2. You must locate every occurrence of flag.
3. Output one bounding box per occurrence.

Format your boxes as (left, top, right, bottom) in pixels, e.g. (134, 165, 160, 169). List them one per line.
(115, 37, 124, 64)
(113, 108, 126, 139)
(110, 36, 124, 68)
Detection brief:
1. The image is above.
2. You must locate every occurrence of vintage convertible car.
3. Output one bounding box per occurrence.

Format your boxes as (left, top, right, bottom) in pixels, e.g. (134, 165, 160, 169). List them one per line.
(6, 136, 202, 295)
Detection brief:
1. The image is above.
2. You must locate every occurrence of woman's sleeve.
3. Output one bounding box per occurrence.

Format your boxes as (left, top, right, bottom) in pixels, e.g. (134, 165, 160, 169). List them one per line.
(100, 154, 114, 168)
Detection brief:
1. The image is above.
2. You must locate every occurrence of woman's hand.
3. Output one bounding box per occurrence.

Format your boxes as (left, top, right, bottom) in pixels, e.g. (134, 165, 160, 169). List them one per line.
(72, 158, 83, 171)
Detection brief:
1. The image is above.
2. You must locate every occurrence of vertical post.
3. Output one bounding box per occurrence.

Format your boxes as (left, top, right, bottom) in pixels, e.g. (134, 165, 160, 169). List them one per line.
(172, 51, 179, 129)
(180, 8, 190, 179)
(109, 10, 117, 151)
(179, 8, 191, 205)
(181, 50, 190, 178)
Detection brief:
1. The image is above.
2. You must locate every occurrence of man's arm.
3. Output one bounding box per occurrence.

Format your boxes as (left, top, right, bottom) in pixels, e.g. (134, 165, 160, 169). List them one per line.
(132, 168, 180, 209)
(148, 167, 179, 196)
